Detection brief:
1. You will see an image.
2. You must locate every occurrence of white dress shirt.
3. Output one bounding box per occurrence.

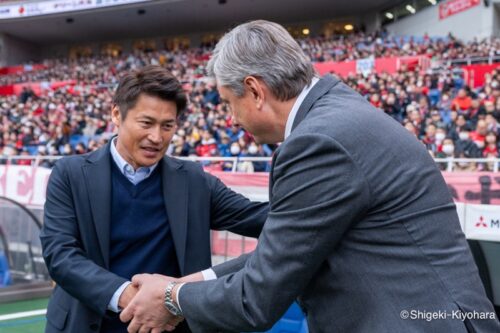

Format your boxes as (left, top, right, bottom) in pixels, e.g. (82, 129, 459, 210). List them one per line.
(284, 77, 319, 140)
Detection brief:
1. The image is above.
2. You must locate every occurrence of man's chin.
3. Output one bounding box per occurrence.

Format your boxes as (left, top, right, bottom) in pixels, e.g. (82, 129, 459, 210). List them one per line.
(253, 135, 279, 145)
(138, 154, 164, 167)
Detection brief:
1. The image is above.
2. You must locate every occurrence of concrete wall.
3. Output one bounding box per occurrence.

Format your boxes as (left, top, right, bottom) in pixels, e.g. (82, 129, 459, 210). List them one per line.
(385, 2, 495, 41)
(41, 33, 199, 60)
(363, 13, 382, 34)
(0, 34, 40, 67)
(494, 2, 500, 38)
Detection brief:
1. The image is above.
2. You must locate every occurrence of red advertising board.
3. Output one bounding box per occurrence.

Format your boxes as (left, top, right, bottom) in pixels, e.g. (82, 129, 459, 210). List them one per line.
(439, 0, 480, 20)
(314, 60, 357, 77)
(462, 63, 500, 88)
(0, 64, 46, 75)
(313, 56, 430, 78)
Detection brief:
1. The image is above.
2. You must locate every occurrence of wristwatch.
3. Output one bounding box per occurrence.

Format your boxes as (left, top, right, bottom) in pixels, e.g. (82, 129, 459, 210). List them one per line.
(164, 281, 183, 316)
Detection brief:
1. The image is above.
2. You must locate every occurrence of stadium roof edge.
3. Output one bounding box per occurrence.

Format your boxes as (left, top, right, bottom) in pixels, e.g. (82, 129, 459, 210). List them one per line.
(0, 0, 407, 45)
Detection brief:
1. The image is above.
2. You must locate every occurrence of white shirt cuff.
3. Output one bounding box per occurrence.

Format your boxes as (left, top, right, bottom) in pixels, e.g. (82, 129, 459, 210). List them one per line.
(201, 268, 217, 280)
(175, 282, 186, 313)
(108, 281, 131, 313)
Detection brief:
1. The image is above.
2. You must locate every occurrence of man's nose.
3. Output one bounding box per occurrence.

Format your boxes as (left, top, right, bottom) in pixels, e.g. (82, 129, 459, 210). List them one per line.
(148, 127, 163, 144)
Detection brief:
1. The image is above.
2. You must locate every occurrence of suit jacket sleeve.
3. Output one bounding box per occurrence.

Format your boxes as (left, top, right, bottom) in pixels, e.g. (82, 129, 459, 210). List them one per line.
(211, 252, 252, 277)
(205, 172, 268, 238)
(179, 133, 371, 331)
(40, 161, 128, 315)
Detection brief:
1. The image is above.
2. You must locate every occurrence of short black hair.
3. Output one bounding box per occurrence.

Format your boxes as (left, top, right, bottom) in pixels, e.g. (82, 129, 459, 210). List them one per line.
(113, 65, 187, 119)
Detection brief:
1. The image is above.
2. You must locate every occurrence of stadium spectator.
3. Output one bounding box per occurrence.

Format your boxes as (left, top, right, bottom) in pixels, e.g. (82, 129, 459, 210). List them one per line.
(483, 131, 499, 157)
(470, 119, 488, 148)
(452, 88, 472, 111)
(455, 126, 482, 158)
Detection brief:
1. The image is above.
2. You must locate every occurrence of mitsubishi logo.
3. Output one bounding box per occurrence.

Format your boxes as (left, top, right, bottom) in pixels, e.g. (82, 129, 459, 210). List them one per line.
(475, 216, 488, 228)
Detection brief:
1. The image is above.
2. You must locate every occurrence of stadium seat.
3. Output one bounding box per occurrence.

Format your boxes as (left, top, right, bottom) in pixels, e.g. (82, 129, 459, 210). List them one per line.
(25, 145, 39, 156)
(69, 134, 90, 148)
(253, 302, 308, 333)
(0, 251, 12, 287)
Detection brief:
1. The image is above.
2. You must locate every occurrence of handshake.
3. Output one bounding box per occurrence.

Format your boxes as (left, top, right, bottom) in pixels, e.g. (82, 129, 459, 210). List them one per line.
(118, 271, 203, 332)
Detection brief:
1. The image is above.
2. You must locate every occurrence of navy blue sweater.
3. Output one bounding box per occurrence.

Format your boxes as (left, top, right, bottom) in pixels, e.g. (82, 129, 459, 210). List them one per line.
(101, 162, 180, 333)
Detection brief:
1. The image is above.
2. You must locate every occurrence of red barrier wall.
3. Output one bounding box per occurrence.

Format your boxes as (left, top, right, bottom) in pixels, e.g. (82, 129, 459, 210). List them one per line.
(0, 64, 46, 75)
(0, 80, 76, 96)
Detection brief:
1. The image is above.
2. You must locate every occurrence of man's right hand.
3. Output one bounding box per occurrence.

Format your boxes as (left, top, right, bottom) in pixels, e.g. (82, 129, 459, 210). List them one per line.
(118, 283, 138, 310)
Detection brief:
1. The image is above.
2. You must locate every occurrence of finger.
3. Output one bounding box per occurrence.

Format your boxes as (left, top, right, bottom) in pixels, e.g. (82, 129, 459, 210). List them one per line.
(131, 274, 147, 286)
(163, 325, 176, 332)
(138, 325, 151, 333)
(120, 304, 134, 323)
(171, 316, 184, 326)
(153, 326, 173, 333)
(127, 318, 141, 333)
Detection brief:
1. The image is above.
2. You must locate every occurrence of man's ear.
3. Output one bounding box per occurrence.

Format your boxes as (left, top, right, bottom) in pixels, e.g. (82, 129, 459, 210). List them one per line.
(111, 104, 121, 126)
(243, 76, 265, 110)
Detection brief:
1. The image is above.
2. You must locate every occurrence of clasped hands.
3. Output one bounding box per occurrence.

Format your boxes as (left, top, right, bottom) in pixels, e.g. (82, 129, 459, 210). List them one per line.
(119, 272, 203, 333)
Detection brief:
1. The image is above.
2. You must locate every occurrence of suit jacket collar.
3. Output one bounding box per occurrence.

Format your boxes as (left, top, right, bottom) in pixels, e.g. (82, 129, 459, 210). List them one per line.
(83, 139, 188, 274)
(291, 74, 340, 133)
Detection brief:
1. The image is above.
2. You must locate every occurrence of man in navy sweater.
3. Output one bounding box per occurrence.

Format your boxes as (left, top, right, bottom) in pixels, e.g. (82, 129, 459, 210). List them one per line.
(40, 65, 268, 333)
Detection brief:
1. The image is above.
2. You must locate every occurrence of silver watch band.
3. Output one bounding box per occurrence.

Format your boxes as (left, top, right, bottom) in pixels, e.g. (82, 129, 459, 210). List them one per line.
(164, 281, 183, 316)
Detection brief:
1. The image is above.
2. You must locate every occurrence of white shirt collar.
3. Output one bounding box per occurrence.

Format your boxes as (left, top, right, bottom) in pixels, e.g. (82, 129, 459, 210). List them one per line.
(110, 137, 158, 184)
(284, 77, 320, 140)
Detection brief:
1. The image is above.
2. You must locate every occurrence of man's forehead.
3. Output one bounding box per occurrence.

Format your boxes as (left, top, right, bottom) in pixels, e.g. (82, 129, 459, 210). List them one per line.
(217, 86, 231, 101)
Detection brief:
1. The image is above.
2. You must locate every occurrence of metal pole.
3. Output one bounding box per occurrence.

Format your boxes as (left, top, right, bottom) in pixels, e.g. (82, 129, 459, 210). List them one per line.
(447, 158, 453, 172)
(232, 157, 238, 172)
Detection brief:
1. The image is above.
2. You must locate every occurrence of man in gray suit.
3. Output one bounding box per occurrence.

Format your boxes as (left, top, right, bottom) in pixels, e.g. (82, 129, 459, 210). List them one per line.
(40, 65, 268, 333)
(121, 21, 500, 332)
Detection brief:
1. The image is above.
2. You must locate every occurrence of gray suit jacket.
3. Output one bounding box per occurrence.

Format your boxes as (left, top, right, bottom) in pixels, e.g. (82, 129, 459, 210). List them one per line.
(40, 141, 268, 333)
(179, 75, 500, 332)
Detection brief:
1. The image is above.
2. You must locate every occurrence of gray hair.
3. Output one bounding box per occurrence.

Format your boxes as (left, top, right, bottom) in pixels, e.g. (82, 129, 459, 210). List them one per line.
(206, 20, 315, 101)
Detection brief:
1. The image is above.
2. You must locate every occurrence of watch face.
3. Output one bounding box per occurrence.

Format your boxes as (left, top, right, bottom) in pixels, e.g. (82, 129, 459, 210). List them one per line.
(165, 301, 181, 316)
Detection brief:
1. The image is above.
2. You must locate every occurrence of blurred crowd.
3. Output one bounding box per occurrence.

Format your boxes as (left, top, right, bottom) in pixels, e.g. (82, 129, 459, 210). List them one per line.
(0, 32, 499, 172)
(346, 67, 500, 171)
(296, 32, 500, 62)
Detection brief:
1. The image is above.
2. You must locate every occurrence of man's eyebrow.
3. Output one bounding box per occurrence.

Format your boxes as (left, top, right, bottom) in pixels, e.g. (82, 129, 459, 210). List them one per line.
(137, 116, 175, 124)
(136, 115, 155, 121)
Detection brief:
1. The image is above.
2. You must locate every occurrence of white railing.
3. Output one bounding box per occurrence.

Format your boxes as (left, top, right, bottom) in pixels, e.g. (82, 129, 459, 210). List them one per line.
(440, 55, 500, 67)
(434, 158, 500, 172)
(2, 155, 500, 172)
